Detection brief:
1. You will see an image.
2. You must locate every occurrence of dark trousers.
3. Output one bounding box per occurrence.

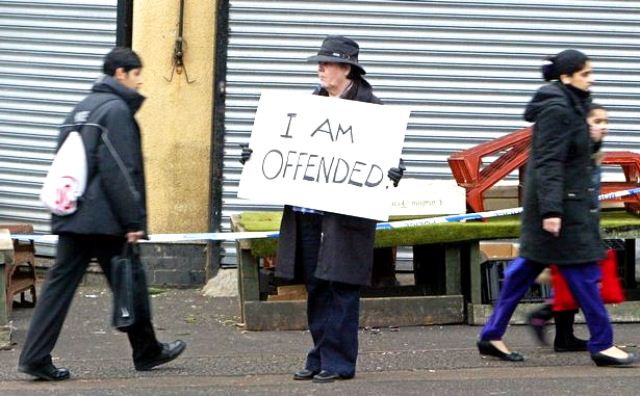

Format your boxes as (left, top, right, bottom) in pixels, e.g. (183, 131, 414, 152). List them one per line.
(479, 257, 613, 353)
(296, 213, 361, 377)
(19, 234, 161, 367)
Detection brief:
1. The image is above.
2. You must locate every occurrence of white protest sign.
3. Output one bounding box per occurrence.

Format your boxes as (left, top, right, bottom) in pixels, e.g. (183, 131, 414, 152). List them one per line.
(237, 91, 410, 221)
(389, 179, 466, 216)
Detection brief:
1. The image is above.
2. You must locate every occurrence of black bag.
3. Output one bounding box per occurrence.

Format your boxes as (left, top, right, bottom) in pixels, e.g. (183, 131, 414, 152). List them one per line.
(111, 243, 138, 330)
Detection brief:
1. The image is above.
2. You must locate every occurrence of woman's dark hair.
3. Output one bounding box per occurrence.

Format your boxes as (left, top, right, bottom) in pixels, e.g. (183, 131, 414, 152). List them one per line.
(347, 65, 364, 80)
(589, 103, 607, 113)
(102, 47, 143, 76)
(542, 49, 589, 81)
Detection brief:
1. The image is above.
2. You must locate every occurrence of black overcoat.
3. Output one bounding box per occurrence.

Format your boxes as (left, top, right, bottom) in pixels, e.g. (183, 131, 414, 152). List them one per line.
(275, 79, 383, 286)
(519, 81, 605, 265)
(52, 76, 148, 237)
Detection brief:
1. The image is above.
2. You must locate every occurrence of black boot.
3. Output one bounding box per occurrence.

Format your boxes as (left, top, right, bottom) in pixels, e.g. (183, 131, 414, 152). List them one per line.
(553, 310, 588, 352)
(527, 303, 553, 345)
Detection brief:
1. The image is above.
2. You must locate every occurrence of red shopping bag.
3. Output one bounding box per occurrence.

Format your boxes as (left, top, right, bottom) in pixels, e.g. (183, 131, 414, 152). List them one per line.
(551, 248, 625, 311)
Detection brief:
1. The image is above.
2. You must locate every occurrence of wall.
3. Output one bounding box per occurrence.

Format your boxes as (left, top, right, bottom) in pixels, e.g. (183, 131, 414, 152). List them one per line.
(131, 0, 215, 234)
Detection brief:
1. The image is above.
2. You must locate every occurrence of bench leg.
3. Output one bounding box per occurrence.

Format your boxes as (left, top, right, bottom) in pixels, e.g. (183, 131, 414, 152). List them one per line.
(445, 245, 461, 295)
(19, 287, 36, 307)
(0, 263, 6, 324)
(236, 242, 261, 324)
(624, 239, 637, 289)
(30, 285, 37, 307)
(468, 242, 482, 305)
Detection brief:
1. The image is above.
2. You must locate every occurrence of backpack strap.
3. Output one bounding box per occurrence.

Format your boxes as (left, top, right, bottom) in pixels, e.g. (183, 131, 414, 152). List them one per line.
(59, 94, 121, 136)
(56, 94, 122, 190)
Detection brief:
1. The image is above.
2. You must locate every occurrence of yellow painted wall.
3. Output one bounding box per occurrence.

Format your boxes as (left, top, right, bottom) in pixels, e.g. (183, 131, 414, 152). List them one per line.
(131, 1, 215, 233)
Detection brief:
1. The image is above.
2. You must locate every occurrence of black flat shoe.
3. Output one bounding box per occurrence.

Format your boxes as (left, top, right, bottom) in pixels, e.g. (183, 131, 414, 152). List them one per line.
(135, 340, 186, 371)
(19, 363, 70, 381)
(554, 336, 588, 352)
(312, 370, 353, 383)
(293, 369, 319, 380)
(591, 351, 638, 367)
(477, 340, 524, 362)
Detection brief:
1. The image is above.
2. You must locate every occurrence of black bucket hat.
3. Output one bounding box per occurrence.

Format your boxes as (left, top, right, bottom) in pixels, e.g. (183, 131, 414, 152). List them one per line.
(307, 35, 366, 75)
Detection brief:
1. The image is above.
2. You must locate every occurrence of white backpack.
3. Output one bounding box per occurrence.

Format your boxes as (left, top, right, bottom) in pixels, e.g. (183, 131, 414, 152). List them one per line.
(40, 131, 88, 216)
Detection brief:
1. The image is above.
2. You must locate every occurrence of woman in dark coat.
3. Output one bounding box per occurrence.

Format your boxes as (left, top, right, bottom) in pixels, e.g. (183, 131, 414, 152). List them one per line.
(256, 36, 403, 383)
(476, 49, 636, 367)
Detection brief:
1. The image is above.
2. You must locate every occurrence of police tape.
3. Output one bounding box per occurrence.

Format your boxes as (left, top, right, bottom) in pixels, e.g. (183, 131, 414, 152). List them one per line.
(7, 231, 280, 244)
(9, 187, 640, 244)
(374, 186, 640, 230)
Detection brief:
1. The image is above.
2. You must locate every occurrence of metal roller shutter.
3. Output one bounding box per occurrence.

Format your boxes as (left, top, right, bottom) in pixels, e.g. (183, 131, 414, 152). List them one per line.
(221, 0, 640, 265)
(0, 0, 117, 255)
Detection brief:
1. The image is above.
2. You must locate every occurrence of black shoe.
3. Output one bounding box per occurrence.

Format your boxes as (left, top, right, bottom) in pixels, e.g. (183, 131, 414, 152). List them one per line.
(553, 310, 587, 352)
(554, 336, 588, 352)
(135, 340, 186, 371)
(477, 340, 524, 362)
(591, 351, 638, 367)
(18, 363, 70, 381)
(527, 305, 552, 345)
(293, 369, 319, 380)
(312, 370, 353, 383)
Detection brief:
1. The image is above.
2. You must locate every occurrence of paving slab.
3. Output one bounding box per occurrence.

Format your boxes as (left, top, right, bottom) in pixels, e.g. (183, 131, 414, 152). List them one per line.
(1, 286, 640, 395)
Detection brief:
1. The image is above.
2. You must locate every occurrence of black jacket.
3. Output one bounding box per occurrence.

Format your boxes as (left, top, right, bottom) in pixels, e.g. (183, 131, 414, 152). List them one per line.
(275, 78, 382, 286)
(519, 81, 604, 265)
(52, 76, 148, 237)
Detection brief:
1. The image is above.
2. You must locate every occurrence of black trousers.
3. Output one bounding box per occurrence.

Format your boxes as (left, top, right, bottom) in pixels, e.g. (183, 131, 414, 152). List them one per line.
(296, 213, 361, 377)
(19, 234, 161, 367)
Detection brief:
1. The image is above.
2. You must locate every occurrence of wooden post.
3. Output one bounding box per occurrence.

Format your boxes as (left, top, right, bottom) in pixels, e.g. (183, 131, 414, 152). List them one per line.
(231, 215, 262, 324)
(0, 229, 15, 348)
(0, 251, 10, 349)
(237, 242, 261, 323)
(0, 252, 6, 325)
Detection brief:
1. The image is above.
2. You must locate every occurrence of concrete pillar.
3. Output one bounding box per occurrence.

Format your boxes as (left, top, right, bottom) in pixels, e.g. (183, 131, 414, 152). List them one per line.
(131, 0, 216, 234)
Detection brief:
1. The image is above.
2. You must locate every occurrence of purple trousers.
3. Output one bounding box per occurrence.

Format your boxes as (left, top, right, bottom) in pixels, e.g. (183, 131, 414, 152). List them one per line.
(479, 257, 613, 353)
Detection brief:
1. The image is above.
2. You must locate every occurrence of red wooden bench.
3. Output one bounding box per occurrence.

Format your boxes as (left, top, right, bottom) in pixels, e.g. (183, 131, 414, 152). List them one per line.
(448, 127, 531, 213)
(601, 151, 640, 215)
(448, 129, 640, 214)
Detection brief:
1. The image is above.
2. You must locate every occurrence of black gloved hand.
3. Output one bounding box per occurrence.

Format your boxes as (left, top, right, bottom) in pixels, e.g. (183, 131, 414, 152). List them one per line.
(239, 144, 253, 165)
(387, 158, 406, 187)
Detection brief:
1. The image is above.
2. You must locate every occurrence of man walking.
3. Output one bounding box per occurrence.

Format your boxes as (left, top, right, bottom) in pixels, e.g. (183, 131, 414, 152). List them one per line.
(18, 47, 186, 381)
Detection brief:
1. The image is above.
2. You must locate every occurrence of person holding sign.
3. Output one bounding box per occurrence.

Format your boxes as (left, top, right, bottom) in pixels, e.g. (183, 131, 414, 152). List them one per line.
(241, 35, 405, 383)
(476, 49, 636, 367)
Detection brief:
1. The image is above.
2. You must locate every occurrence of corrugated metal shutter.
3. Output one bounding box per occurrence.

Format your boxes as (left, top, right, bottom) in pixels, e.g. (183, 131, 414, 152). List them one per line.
(0, 0, 117, 255)
(221, 0, 640, 265)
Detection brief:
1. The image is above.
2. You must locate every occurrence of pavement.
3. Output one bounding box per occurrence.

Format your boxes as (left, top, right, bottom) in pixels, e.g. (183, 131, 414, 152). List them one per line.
(2, 285, 640, 395)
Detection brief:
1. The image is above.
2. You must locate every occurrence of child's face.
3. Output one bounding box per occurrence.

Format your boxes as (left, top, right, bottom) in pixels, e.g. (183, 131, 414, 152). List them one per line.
(588, 108, 608, 142)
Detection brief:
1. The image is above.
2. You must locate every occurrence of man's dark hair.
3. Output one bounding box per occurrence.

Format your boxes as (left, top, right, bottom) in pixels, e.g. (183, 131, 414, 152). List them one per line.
(102, 47, 143, 76)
